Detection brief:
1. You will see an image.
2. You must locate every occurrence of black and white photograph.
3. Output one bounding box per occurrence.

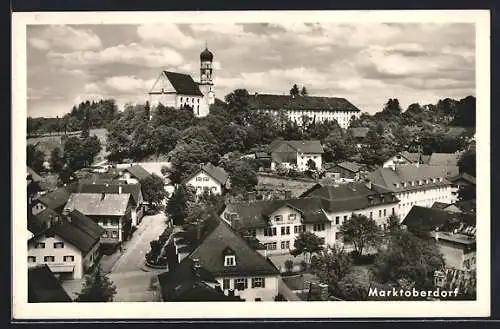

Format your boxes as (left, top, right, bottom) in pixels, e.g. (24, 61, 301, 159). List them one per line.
(13, 10, 490, 319)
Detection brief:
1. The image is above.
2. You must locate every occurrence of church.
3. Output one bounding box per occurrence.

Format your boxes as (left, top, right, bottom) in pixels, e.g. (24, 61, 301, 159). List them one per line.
(148, 46, 215, 118)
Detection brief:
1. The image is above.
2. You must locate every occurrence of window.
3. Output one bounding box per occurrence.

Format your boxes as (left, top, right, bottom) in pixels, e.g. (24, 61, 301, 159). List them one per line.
(28, 256, 36, 263)
(224, 255, 236, 266)
(281, 226, 290, 235)
(335, 232, 342, 241)
(264, 242, 277, 250)
(281, 241, 290, 249)
(288, 214, 296, 221)
(264, 228, 277, 236)
(223, 279, 231, 290)
(211, 187, 217, 193)
(343, 215, 348, 223)
(44, 256, 55, 262)
(313, 223, 325, 231)
(111, 231, 118, 238)
(196, 177, 202, 181)
(111, 219, 119, 226)
(252, 277, 266, 288)
(392, 208, 395, 215)
(379, 210, 382, 218)
(53, 242, 64, 249)
(102, 219, 108, 226)
(102, 231, 109, 238)
(45, 232, 55, 238)
(274, 215, 282, 222)
(198, 99, 200, 103)
(248, 229, 257, 237)
(35, 242, 45, 249)
(63, 255, 75, 262)
(335, 216, 340, 225)
(255, 298, 262, 301)
(369, 212, 373, 219)
(383, 209, 387, 216)
(180, 97, 183, 102)
(235, 278, 248, 290)
(294, 225, 305, 234)
(204, 177, 209, 182)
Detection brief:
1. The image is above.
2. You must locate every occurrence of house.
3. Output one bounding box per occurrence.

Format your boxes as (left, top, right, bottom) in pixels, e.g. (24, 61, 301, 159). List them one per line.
(220, 182, 399, 255)
(324, 161, 365, 182)
(64, 193, 133, 244)
(148, 47, 215, 118)
(367, 164, 454, 220)
(170, 216, 281, 301)
(158, 258, 243, 302)
(30, 183, 78, 216)
(269, 140, 324, 172)
(382, 151, 423, 169)
(449, 172, 476, 202)
(77, 180, 145, 226)
(28, 209, 104, 280)
(117, 161, 175, 198)
(122, 165, 152, 184)
(402, 206, 476, 270)
(183, 163, 230, 196)
(248, 93, 361, 129)
(28, 265, 72, 303)
(349, 127, 370, 148)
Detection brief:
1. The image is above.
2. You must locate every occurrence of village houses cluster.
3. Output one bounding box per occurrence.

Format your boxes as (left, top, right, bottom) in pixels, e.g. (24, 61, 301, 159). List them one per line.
(26, 46, 476, 302)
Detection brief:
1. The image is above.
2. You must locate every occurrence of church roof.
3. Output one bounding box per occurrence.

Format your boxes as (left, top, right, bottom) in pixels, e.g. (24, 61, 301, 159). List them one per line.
(163, 71, 204, 97)
(200, 47, 214, 62)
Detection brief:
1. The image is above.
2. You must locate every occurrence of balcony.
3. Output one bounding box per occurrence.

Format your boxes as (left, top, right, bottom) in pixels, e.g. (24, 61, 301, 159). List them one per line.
(46, 263, 75, 273)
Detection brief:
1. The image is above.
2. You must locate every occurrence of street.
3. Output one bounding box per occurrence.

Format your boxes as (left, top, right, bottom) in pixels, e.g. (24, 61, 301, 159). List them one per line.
(112, 212, 168, 273)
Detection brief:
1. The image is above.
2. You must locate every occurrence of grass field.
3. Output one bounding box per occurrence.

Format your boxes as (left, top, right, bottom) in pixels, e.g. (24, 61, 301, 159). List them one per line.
(27, 128, 109, 165)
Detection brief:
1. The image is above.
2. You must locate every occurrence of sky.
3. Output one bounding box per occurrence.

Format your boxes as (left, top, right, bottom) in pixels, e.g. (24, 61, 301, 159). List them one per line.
(27, 23, 475, 118)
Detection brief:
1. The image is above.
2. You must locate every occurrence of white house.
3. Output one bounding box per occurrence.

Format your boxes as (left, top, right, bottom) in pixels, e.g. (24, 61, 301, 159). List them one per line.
(167, 217, 281, 301)
(27, 209, 104, 280)
(221, 182, 400, 256)
(269, 140, 324, 172)
(248, 94, 361, 129)
(383, 151, 423, 169)
(368, 164, 454, 220)
(148, 47, 215, 118)
(183, 163, 229, 196)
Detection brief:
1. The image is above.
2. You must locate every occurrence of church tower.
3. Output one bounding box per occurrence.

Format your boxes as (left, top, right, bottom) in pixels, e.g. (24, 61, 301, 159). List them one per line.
(199, 44, 215, 112)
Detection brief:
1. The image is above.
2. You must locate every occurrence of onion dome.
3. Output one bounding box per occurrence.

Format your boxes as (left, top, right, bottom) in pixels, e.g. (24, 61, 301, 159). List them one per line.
(200, 47, 213, 62)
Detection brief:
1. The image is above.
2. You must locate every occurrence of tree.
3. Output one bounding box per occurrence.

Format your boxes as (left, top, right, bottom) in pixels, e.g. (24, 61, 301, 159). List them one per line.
(49, 147, 65, 173)
(166, 184, 191, 226)
(337, 266, 372, 301)
(289, 84, 300, 97)
(290, 231, 324, 265)
(284, 259, 294, 273)
(222, 159, 258, 195)
(141, 174, 167, 207)
(452, 96, 475, 127)
(306, 159, 316, 171)
(300, 86, 308, 96)
(144, 101, 151, 121)
(64, 135, 101, 171)
(224, 89, 251, 125)
(386, 214, 401, 234)
(309, 245, 352, 293)
(26, 144, 45, 172)
(373, 229, 445, 289)
(75, 266, 117, 302)
(339, 214, 383, 256)
(80, 107, 90, 139)
(458, 146, 476, 176)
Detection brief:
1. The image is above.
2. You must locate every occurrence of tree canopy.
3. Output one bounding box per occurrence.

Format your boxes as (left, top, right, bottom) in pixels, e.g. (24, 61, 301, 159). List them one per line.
(339, 214, 383, 256)
(75, 266, 117, 302)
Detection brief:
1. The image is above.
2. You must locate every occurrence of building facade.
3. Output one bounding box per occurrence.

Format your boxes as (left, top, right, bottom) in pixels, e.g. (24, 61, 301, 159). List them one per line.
(183, 163, 229, 196)
(269, 140, 324, 172)
(148, 47, 215, 118)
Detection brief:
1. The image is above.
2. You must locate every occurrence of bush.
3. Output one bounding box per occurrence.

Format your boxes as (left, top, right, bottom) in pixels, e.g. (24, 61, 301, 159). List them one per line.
(274, 293, 287, 301)
(349, 251, 376, 266)
(284, 259, 294, 273)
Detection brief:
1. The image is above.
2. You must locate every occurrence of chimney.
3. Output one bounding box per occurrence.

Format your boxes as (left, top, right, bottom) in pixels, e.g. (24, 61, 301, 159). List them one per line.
(284, 190, 292, 199)
(118, 184, 123, 194)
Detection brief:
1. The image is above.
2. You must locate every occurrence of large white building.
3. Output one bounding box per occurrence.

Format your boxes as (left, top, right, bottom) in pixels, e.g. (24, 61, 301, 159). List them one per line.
(220, 182, 399, 256)
(367, 164, 454, 220)
(249, 94, 362, 129)
(148, 47, 215, 118)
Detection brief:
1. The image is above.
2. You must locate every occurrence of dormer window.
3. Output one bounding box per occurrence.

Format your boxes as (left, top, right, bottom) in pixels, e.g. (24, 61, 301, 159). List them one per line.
(224, 255, 236, 266)
(438, 177, 443, 182)
(393, 183, 399, 188)
(411, 181, 415, 186)
(425, 179, 429, 184)
(418, 180, 423, 185)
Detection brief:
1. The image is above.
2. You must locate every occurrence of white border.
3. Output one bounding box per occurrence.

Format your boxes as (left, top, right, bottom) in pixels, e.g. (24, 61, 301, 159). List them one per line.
(12, 10, 491, 319)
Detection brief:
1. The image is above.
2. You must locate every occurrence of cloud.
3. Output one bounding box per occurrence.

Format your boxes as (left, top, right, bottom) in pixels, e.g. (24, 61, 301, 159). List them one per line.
(136, 24, 198, 49)
(104, 76, 155, 93)
(47, 43, 184, 68)
(29, 25, 102, 51)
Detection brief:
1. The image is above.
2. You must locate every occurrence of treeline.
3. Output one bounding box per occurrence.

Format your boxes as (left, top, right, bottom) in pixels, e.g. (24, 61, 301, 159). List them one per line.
(27, 99, 118, 136)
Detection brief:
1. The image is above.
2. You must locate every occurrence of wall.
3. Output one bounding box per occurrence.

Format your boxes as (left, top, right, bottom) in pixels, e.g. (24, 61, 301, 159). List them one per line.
(397, 185, 453, 220)
(82, 241, 101, 272)
(216, 275, 279, 301)
(28, 235, 84, 279)
(186, 171, 222, 195)
(264, 109, 360, 129)
(438, 240, 467, 270)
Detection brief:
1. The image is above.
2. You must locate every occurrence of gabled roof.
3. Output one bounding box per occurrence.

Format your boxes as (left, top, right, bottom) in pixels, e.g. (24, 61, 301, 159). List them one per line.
(28, 265, 72, 303)
(402, 206, 476, 234)
(334, 161, 364, 173)
(124, 165, 152, 182)
(65, 193, 132, 216)
(367, 165, 451, 193)
(269, 140, 324, 154)
(350, 127, 369, 139)
(77, 180, 142, 206)
(452, 199, 476, 213)
(188, 218, 280, 277)
(163, 71, 204, 97)
(249, 94, 361, 112)
(29, 208, 61, 235)
(428, 153, 461, 166)
(184, 163, 229, 185)
(432, 202, 451, 210)
(29, 210, 104, 255)
(158, 258, 242, 302)
(399, 151, 422, 163)
(36, 183, 78, 210)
